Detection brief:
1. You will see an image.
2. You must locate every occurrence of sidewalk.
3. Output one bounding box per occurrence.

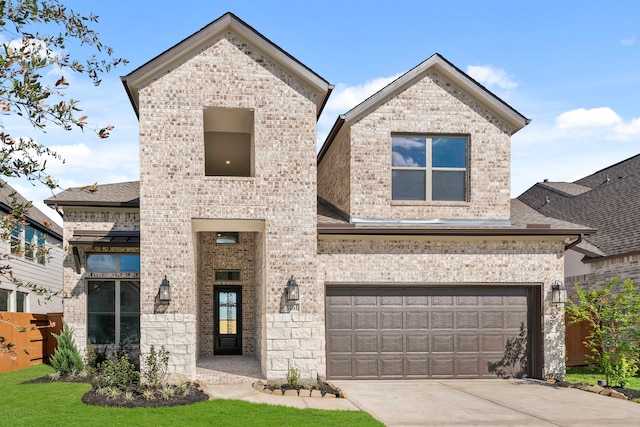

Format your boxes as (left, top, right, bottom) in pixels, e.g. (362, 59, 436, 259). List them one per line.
(201, 382, 360, 411)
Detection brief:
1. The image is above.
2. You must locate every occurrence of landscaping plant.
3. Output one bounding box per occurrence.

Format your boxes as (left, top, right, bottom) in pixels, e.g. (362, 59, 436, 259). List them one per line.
(49, 321, 84, 376)
(141, 345, 170, 389)
(96, 355, 139, 391)
(567, 278, 640, 387)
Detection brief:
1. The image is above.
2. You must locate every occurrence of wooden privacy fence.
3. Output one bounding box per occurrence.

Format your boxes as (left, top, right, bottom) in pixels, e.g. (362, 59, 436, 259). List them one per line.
(565, 313, 591, 367)
(0, 312, 63, 373)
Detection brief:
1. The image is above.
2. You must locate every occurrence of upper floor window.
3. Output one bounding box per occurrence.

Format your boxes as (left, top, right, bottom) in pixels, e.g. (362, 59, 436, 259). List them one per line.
(86, 253, 140, 273)
(391, 135, 468, 201)
(10, 225, 47, 265)
(216, 232, 239, 244)
(204, 107, 254, 177)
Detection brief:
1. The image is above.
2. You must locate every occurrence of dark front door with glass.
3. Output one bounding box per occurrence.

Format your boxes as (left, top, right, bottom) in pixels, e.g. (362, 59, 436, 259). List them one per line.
(214, 286, 242, 355)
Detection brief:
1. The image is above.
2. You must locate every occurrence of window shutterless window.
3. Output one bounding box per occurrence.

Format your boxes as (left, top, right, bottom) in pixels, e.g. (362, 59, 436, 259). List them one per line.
(87, 280, 140, 345)
(0, 289, 9, 311)
(391, 135, 468, 201)
(16, 291, 27, 312)
(86, 253, 140, 273)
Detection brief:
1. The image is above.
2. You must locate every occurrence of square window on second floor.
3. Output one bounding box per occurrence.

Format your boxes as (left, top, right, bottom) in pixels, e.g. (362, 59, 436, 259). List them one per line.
(204, 107, 254, 177)
(391, 135, 468, 202)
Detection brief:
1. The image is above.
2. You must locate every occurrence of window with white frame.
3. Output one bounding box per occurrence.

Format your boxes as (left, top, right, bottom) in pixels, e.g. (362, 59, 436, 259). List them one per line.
(10, 225, 47, 265)
(391, 135, 468, 201)
(86, 253, 140, 345)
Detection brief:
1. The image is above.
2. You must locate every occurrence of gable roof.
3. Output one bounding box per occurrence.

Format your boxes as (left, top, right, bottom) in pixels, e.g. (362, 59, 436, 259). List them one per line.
(122, 12, 332, 119)
(44, 181, 140, 208)
(0, 180, 62, 239)
(518, 153, 640, 258)
(318, 53, 530, 163)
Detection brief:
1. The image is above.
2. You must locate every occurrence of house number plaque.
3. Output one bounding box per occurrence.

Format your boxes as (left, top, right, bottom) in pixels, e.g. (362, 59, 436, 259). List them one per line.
(282, 303, 300, 313)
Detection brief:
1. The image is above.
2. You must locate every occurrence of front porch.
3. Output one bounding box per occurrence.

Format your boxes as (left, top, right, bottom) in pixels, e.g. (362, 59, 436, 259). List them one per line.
(196, 356, 264, 384)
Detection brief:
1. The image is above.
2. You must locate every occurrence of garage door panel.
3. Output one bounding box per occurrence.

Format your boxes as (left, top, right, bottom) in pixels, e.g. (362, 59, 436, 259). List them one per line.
(431, 311, 454, 328)
(406, 311, 429, 329)
(327, 311, 352, 329)
(406, 357, 429, 377)
(456, 311, 480, 328)
(354, 358, 379, 378)
(380, 358, 403, 377)
(326, 286, 534, 379)
(406, 334, 429, 353)
(354, 334, 377, 353)
(481, 311, 505, 328)
(380, 334, 403, 352)
(431, 334, 454, 352)
(380, 311, 403, 329)
(354, 312, 377, 329)
(457, 334, 480, 352)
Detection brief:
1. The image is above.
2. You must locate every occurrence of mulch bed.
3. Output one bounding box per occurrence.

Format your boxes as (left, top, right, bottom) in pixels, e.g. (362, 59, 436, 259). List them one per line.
(24, 375, 209, 408)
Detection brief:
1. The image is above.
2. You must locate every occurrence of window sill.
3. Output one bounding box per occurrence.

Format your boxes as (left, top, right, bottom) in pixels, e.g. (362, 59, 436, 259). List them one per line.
(391, 200, 470, 207)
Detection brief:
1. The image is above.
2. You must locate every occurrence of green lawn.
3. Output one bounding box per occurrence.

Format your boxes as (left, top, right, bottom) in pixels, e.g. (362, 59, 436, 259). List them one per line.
(566, 366, 640, 390)
(0, 365, 383, 426)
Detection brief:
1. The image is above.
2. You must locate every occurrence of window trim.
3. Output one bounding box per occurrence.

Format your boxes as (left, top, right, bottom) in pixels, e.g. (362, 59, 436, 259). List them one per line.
(391, 134, 469, 202)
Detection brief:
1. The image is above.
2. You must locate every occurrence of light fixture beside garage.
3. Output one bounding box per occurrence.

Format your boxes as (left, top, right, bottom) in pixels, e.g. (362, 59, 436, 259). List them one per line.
(281, 276, 300, 313)
(159, 276, 171, 302)
(551, 280, 567, 304)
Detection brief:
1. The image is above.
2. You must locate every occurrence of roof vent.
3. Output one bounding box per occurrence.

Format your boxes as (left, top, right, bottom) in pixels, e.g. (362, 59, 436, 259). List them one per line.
(543, 178, 549, 182)
(543, 196, 550, 206)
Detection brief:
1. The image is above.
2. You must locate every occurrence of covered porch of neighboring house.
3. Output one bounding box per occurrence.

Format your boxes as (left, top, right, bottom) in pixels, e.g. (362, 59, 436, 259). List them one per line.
(192, 219, 266, 384)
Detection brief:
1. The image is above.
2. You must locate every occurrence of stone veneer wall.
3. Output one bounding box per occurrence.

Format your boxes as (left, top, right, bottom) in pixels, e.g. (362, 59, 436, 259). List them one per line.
(198, 232, 255, 357)
(318, 237, 567, 379)
(61, 209, 140, 355)
(566, 253, 640, 299)
(345, 70, 513, 221)
(137, 32, 320, 379)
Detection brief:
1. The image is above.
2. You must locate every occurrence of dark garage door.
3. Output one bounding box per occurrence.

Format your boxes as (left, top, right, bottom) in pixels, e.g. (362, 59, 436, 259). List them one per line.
(326, 286, 539, 379)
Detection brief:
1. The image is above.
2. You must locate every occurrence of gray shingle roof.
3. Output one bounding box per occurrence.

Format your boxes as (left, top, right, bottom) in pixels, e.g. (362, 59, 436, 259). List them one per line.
(0, 180, 62, 238)
(518, 153, 640, 258)
(45, 181, 140, 207)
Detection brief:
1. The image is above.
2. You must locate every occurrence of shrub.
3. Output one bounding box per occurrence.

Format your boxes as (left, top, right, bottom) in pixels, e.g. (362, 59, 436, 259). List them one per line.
(97, 355, 139, 390)
(286, 363, 300, 389)
(567, 278, 640, 387)
(49, 321, 84, 376)
(141, 345, 169, 389)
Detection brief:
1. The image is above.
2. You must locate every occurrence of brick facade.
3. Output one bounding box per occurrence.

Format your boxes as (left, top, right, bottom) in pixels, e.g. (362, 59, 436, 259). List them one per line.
(137, 32, 320, 378)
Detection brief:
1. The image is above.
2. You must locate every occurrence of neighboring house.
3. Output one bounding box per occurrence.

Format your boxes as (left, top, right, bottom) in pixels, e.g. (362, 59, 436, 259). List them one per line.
(518, 155, 640, 365)
(0, 180, 63, 314)
(45, 13, 591, 381)
(518, 154, 640, 295)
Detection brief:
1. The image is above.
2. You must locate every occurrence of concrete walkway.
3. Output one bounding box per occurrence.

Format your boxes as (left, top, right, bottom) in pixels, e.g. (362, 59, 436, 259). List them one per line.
(332, 379, 640, 426)
(203, 382, 360, 411)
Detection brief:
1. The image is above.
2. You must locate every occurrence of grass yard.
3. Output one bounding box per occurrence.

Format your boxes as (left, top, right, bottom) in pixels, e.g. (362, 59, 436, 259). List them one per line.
(566, 366, 640, 390)
(0, 364, 383, 427)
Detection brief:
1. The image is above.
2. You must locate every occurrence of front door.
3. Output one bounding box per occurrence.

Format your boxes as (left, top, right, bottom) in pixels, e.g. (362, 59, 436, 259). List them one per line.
(214, 286, 242, 355)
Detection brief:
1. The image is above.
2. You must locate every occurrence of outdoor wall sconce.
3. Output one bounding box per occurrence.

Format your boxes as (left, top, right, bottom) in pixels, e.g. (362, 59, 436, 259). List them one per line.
(551, 280, 567, 304)
(285, 276, 300, 301)
(159, 276, 171, 302)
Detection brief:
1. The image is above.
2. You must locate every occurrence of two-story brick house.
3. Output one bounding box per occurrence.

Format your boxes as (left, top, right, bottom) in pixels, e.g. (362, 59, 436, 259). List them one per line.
(45, 13, 591, 382)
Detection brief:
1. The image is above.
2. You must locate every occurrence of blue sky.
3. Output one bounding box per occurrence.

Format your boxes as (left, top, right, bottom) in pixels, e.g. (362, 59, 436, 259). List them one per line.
(4, 1, 640, 224)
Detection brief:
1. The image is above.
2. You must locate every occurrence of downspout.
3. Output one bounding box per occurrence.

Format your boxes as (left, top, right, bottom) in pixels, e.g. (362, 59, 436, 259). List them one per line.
(564, 234, 582, 251)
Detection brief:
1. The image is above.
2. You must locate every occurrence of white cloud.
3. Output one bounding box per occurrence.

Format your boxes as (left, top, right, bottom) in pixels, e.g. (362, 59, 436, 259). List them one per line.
(555, 107, 622, 129)
(466, 65, 518, 90)
(620, 35, 636, 46)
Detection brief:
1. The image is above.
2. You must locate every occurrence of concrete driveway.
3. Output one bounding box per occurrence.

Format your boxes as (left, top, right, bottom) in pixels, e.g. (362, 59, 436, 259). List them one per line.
(332, 379, 640, 426)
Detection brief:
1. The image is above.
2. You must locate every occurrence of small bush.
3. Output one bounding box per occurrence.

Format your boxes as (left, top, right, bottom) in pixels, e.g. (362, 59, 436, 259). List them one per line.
(49, 321, 84, 376)
(286, 364, 300, 389)
(141, 345, 169, 389)
(97, 355, 139, 390)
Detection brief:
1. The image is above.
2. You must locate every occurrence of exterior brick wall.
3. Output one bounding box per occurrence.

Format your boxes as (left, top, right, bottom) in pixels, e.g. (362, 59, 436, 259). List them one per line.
(137, 32, 320, 378)
(317, 128, 351, 215)
(338, 70, 512, 221)
(566, 253, 640, 299)
(318, 237, 567, 379)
